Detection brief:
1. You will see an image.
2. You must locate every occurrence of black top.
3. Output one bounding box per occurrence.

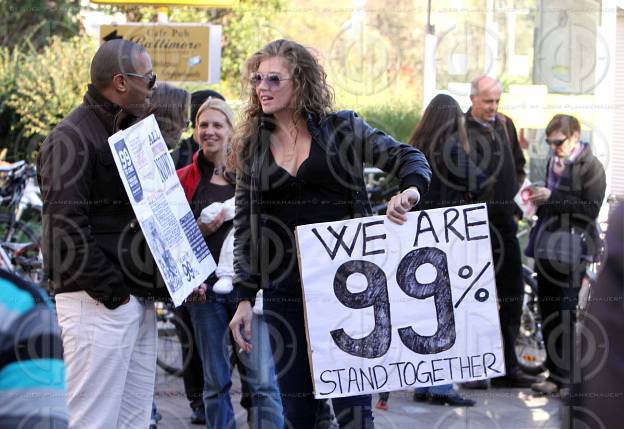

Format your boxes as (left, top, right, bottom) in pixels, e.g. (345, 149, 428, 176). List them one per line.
(233, 110, 432, 303)
(171, 136, 199, 169)
(190, 151, 235, 265)
(465, 109, 526, 233)
(262, 140, 352, 295)
(416, 134, 489, 210)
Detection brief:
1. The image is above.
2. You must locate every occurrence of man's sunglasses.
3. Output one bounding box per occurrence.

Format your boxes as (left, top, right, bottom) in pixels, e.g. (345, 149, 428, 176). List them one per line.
(250, 72, 291, 89)
(122, 71, 157, 89)
(545, 137, 567, 147)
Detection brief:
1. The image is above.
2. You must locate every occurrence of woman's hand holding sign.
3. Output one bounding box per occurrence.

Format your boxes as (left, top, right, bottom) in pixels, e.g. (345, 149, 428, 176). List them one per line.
(386, 187, 421, 224)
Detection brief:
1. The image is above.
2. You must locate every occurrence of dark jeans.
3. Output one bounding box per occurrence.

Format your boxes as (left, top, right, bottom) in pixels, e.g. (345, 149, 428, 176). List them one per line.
(264, 296, 374, 429)
(535, 258, 583, 386)
(174, 305, 204, 409)
(491, 228, 524, 372)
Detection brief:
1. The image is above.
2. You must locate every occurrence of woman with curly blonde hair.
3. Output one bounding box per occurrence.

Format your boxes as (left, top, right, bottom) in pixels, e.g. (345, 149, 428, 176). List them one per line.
(229, 39, 432, 428)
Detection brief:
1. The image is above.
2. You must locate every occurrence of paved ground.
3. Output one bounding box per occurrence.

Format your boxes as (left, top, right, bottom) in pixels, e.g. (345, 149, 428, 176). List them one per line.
(154, 367, 561, 429)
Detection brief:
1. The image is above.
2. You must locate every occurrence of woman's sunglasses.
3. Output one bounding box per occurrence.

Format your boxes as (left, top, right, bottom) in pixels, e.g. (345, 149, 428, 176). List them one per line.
(545, 137, 567, 147)
(250, 72, 291, 89)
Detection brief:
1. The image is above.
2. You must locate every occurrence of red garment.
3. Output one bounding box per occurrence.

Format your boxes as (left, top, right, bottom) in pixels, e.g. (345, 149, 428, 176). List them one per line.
(177, 150, 202, 201)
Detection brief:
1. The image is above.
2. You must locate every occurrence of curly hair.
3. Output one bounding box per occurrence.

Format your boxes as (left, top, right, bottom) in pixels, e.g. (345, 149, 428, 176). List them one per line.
(230, 39, 334, 171)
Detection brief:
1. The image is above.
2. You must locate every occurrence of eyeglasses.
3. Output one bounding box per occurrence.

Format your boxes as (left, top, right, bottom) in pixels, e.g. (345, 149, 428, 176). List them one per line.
(122, 71, 157, 89)
(545, 137, 567, 147)
(250, 72, 291, 89)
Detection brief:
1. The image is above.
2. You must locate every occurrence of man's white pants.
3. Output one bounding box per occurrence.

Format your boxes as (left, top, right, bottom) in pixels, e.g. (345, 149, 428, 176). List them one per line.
(56, 291, 157, 429)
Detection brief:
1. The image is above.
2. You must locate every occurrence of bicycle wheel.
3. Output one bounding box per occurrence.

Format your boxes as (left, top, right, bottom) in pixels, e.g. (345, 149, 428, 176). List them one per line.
(0, 213, 44, 286)
(156, 303, 193, 376)
(515, 265, 547, 375)
(0, 213, 40, 245)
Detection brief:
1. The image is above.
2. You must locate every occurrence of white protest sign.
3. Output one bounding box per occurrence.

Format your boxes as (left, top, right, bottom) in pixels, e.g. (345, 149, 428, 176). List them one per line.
(108, 115, 216, 306)
(295, 203, 505, 399)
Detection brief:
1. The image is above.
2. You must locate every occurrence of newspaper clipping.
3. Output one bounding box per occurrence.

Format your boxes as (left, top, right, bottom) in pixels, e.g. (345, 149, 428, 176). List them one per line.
(108, 115, 216, 306)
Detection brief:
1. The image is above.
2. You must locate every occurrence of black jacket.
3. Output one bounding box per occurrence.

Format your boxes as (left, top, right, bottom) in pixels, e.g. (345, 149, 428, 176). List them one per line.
(465, 108, 526, 232)
(416, 134, 490, 210)
(233, 110, 432, 302)
(525, 143, 606, 259)
(37, 85, 168, 309)
(171, 135, 198, 169)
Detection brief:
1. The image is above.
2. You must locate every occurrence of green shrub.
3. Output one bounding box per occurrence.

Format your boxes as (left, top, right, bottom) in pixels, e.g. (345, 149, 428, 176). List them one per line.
(357, 104, 421, 144)
(0, 46, 22, 141)
(5, 36, 96, 160)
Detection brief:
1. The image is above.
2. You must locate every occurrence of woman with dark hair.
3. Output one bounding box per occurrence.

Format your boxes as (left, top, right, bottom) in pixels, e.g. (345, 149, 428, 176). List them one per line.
(148, 83, 191, 149)
(410, 93, 488, 210)
(228, 39, 431, 428)
(377, 94, 483, 409)
(526, 114, 606, 396)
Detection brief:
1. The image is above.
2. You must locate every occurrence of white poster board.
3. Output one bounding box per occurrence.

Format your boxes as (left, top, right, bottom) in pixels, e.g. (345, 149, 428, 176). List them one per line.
(295, 204, 505, 399)
(108, 115, 216, 306)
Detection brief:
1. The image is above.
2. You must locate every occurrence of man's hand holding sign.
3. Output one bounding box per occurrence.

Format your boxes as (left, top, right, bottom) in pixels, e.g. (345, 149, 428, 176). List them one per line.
(294, 204, 504, 398)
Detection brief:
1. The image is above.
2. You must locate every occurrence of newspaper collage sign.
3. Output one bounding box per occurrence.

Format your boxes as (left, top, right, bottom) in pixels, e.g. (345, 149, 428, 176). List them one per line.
(108, 115, 216, 306)
(295, 204, 505, 399)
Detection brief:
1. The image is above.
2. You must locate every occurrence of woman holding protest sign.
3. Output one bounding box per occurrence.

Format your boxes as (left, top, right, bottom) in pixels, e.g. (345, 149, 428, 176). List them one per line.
(400, 93, 487, 407)
(177, 97, 283, 429)
(228, 39, 431, 428)
(376, 94, 484, 410)
(525, 114, 606, 396)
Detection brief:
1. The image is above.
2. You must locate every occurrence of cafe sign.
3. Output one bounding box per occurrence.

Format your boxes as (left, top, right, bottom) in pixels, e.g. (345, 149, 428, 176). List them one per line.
(100, 23, 222, 83)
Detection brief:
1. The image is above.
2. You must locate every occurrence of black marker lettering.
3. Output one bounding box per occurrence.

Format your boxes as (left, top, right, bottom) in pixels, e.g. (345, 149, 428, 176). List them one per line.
(443, 208, 464, 242)
(360, 368, 375, 390)
(373, 365, 388, 389)
(348, 367, 361, 393)
(431, 359, 444, 382)
(403, 362, 417, 386)
(362, 220, 386, 256)
(331, 260, 391, 358)
(414, 211, 440, 246)
(396, 248, 456, 354)
(319, 370, 337, 395)
(463, 206, 488, 241)
(483, 352, 501, 375)
(312, 223, 362, 260)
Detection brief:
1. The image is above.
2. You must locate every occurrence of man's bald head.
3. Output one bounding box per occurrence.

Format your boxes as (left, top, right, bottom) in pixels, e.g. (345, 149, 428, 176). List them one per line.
(470, 75, 503, 122)
(470, 76, 502, 97)
(90, 39, 147, 90)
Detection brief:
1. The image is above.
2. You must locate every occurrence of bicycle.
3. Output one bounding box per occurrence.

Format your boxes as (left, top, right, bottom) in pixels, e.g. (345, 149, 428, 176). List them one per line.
(514, 264, 547, 375)
(0, 161, 43, 284)
(155, 301, 193, 376)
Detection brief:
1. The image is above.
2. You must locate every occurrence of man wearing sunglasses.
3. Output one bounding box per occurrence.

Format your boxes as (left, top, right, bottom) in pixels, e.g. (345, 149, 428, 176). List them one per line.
(38, 39, 169, 428)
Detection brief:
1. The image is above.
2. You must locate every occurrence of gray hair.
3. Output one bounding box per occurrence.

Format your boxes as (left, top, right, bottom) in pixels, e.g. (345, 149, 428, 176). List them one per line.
(470, 75, 502, 96)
